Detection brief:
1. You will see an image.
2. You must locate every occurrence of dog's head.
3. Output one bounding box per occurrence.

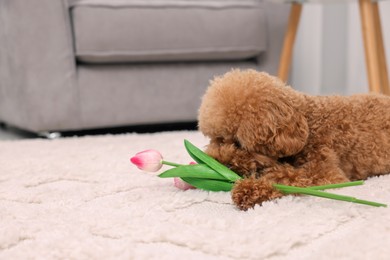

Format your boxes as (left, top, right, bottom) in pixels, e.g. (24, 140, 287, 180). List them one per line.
(198, 69, 309, 176)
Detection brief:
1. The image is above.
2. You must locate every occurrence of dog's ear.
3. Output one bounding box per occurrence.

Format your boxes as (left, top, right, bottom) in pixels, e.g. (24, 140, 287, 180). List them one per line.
(236, 93, 309, 158)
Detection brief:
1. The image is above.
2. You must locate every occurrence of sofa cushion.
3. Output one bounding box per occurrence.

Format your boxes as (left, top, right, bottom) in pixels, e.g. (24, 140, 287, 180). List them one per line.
(70, 0, 267, 63)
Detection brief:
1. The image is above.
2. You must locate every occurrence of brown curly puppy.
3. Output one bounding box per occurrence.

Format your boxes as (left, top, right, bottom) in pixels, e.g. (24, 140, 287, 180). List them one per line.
(198, 69, 390, 210)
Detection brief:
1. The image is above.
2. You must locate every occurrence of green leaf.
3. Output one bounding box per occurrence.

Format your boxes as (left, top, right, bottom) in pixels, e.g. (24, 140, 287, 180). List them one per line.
(158, 164, 227, 180)
(273, 184, 387, 207)
(181, 177, 233, 192)
(184, 140, 242, 182)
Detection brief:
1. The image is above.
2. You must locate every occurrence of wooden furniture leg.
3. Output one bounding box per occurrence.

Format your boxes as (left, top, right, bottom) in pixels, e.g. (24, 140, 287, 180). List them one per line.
(359, 0, 382, 93)
(372, 1, 390, 95)
(278, 3, 302, 82)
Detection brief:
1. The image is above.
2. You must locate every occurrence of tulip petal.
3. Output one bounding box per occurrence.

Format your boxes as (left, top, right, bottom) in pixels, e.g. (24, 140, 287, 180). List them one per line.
(130, 149, 163, 172)
(174, 177, 196, 190)
(130, 156, 144, 168)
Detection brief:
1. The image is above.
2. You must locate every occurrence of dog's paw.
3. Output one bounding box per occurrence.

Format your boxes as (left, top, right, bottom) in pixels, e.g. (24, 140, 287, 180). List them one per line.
(231, 179, 260, 210)
(231, 178, 282, 210)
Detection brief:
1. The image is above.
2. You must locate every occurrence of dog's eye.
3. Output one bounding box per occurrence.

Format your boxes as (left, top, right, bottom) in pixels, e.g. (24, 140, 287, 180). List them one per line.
(234, 139, 242, 148)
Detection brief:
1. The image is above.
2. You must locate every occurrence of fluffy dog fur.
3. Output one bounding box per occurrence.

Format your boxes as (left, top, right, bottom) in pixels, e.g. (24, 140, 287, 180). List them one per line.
(198, 69, 390, 210)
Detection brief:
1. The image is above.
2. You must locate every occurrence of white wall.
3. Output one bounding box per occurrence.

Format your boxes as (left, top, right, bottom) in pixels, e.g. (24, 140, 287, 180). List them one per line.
(290, 1, 390, 95)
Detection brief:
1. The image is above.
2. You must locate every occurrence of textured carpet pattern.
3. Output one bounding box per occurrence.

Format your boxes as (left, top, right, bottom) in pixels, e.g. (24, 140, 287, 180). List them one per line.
(1, 131, 390, 259)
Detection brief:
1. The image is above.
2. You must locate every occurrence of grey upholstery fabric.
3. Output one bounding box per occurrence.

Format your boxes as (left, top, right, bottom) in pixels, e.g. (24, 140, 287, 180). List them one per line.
(71, 0, 267, 63)
(69, 0, 263, 8)
(77, 62, 258, 129)
(0, 0, 79, 131)
(0, 0, 289, 132)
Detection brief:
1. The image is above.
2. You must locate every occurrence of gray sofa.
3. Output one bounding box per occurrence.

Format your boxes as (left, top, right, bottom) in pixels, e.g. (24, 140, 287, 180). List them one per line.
(0, 0, 289, 133)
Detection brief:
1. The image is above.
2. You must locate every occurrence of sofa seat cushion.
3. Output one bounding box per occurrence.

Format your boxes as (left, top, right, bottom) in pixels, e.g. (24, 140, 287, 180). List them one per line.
(70, 0, 267, 63)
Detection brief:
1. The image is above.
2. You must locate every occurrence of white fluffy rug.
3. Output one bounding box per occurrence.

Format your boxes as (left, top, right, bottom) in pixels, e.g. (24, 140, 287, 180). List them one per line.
(1, 131, 390, 259)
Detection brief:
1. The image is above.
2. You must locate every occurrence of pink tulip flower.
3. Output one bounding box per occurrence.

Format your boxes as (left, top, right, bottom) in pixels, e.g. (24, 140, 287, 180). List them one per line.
(174, 177, 196, 190)
(130, 149, 163, 172)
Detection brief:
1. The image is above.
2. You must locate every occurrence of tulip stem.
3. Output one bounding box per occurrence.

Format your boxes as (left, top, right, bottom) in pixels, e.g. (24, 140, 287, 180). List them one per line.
(162, 161, 183, 167)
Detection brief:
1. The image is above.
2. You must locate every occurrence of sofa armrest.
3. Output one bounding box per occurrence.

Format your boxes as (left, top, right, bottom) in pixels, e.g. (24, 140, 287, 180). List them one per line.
(0, 0, 79, 132)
